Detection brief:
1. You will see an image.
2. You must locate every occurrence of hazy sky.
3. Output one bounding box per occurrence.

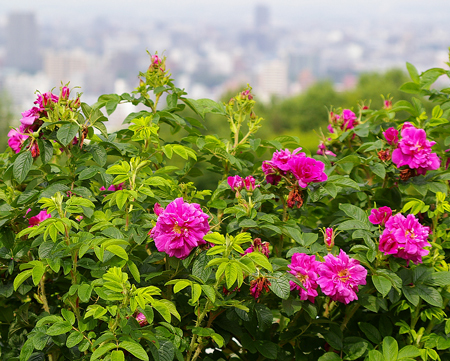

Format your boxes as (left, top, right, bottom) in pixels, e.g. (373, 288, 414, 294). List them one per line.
(1, 0, 449, 27)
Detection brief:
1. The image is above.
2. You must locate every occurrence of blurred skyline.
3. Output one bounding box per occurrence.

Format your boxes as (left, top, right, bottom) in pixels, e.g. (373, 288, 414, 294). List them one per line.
(0, 1, 450, 128)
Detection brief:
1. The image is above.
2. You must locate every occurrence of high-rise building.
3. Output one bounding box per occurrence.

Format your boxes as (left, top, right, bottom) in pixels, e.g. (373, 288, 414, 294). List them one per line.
(5, 12, 41, 73)
(254, 4, 270, 29)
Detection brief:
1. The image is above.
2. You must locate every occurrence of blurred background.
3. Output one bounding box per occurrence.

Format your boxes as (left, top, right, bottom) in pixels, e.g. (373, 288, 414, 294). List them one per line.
(0, 0, 449, 151)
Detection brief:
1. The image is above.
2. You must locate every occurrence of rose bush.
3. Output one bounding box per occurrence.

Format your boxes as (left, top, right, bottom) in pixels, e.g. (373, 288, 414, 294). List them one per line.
(1, 52, 450, 361)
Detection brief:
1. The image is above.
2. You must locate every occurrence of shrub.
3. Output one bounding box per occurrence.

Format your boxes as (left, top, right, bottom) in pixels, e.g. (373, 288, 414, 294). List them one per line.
(1, 52, 450, 361)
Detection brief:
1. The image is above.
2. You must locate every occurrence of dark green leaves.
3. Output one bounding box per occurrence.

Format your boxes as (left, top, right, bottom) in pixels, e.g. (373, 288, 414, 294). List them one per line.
(14, 151, 33, 183)
(57, 123, 79, 146)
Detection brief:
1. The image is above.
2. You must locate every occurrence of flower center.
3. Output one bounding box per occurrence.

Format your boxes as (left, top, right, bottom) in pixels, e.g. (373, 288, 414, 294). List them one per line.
(297, 273, 308, 284)
(405, 229, 416, 238)
(173, 224, 183, 234)
(338, 269, 350, 282)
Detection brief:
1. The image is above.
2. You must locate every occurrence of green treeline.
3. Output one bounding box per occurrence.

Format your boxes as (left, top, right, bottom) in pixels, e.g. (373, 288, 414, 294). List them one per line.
(195, 68, 426, 152)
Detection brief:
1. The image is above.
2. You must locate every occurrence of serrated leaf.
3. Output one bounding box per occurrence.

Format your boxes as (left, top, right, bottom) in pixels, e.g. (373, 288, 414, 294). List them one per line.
(14, 151, 33, 183)
(14, 269, 33, 291)
(268, 274, 290, 299)
(46, 321, 73, 336)
(106, 245, 128, 260)
(66, 331, 84, 348)
(91, 343, 117, 361)
(119, 340, 149, 361)
(372, 275, 392, 297)
(382, 336, 398, 361)
(57, 123, 79, 146)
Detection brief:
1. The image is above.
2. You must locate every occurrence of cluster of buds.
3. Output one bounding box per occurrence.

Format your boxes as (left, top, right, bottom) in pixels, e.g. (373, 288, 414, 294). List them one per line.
(225, 86, 262, 145)
(249, 277, 271, 299)
(140, 52, 170, 91)
(228, 175, 259, 195)
(327, 109, 358, 134)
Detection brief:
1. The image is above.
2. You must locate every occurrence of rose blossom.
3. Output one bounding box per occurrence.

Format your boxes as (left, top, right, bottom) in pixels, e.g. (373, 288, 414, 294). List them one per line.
(287, 156, 328, 188)
(317, 249, 367, 304)
(243, 176, 259, 191)
(288, 253, 321, 303)
(262, 161, 281, 185)
(391, 125, 440, 174)
(379, 213, 430, 264)
(228, 175, 244, 191)
(27, 209, 52, 227)
(149, 197, 210, 259)
(368, 206, 392, 226)
(341, 109, 357, 130)
(8, 129, 29, 153)
(383, 127, 399, 146)
(99, 183, 125, 191)
(270, 148, 305, 172)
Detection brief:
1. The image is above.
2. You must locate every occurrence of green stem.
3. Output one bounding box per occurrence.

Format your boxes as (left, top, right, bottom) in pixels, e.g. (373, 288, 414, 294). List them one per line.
(340, 303, 360, 331)
(410, 299, 422, 331)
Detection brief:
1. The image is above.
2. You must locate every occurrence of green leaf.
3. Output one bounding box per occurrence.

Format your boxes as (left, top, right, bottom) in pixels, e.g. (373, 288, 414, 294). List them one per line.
(372, 275, 392, 297)
(91, 343, 117, 361)
(66, 331, 84, 348)
(78, 284, 93, 303)
(32, 263, 45, 286)
(406, 62, 420, 83)
(416, 284, 443, 307)
(158, 340, 175, 361)
(119, 340, 149, 361)
(201, 285, 216, 303)
(225, 262, 238, 289)
(46, 321, 73, 336)
(127, 261, 140, 283)
(106, 245, 128, 260)
(111, 350, 125, 361)
(398, 345, 421, 359)
(14, 269, 33, 291)
(57, 123, 79, 146)
(191, 283, 202, 303)
(359, 322, 382, 344)
(19, 338, 34, 361)
(115, 190, 128, 210)
(13, 151, 33, 183)
(367, 350, 385, 361)
(246, 252, 273, 272)
(318, 353, 342, 361)
(268, 273, 290, 299)
(428, 272, 450, 286)
(372, 163, 386, 179)
(255, 340, 278, 359)
(399, 82, 421, 94)
(382, 336, 398, 361)
(255, 304, 273, 332)
(61, 309, 76, 325)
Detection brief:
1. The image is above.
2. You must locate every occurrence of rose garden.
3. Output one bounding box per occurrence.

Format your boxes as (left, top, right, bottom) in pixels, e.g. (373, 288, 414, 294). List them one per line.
(1, 52, 450, 361)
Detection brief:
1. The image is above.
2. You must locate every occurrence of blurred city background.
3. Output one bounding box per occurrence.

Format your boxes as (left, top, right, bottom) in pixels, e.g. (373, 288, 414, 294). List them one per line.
(0, 0, 449, 150)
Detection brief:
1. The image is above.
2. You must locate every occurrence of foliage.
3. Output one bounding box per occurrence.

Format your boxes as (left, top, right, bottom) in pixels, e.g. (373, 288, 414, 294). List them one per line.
(1, 50, 450, 361)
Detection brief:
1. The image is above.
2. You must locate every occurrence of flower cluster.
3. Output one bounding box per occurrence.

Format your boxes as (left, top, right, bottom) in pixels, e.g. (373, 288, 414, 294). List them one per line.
(376, 210, 431, 264)
(288, 250, 367, 304)
(388, 123, 440, 175)
(149, 198, 210, 259)
(262, 148, 328, 188)
(8, 87, 81, 156)
(327, 109, 358, 133)
(228, 175, 258, 193)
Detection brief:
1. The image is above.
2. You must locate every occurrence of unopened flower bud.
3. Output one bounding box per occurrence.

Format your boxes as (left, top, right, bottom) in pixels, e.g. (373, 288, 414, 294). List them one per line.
(324, 228, 334, 249)
(73, 97, 81, 109)
(61, 86, 70, 100)
(384, 99, 392, 110)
